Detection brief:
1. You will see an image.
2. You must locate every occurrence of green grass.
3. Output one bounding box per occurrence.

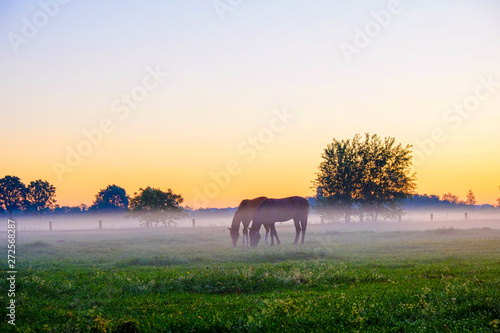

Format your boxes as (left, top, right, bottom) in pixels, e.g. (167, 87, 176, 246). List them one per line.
(1, 225, 500, 332)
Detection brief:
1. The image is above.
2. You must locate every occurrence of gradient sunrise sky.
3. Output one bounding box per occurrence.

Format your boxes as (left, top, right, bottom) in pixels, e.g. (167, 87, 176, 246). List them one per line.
(1, 0, 499, 208)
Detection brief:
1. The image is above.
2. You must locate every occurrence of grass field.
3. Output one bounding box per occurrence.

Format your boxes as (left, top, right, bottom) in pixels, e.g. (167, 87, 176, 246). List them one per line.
(1, 224, 500, 332)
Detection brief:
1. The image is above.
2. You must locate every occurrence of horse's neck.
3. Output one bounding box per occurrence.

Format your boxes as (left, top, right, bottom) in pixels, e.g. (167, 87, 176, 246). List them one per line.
(230, 211, 243, 230)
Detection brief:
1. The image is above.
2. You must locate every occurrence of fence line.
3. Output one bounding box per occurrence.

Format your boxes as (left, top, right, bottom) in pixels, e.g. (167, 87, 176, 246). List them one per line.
(3, 212, 500, 232)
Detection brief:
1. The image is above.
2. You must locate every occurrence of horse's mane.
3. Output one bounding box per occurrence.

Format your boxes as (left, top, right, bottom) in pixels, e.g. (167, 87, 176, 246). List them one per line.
(231, 197, 267, 228)
(246, 196, 268, 210)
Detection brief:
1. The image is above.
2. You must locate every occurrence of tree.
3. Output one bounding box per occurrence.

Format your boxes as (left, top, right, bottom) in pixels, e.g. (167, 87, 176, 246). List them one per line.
(0, 175, 27, 219)
(314, 133, 416, 222)
(357, 134, 416, 221)
(128, 187, 186, 227)
(26, 180, 57, 216)
(442, 192, 460, 205)
(465, 189, 476, 206)
(314, 135, 362, 222)
(408, 194, 442, 207)
(78, 203, 88, 212)
(89, 185, 129, 212)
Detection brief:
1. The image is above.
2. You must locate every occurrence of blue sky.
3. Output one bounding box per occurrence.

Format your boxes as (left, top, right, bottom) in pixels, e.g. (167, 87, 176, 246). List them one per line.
(1, 0, 500, 207)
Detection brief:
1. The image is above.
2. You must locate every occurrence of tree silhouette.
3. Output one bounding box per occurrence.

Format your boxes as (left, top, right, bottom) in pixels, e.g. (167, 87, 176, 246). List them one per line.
(90, 185, 129, 212)
(0, 175, 27, 219)
(26, 180, 57, 216)
(465, 189, 477, 206)
(314, 133, 416, 222)
(314, 134, 365, 222)
(128, 187, 185, 227)
(358, 134, 416, 221)
(442, 193, 460, 205)
(78, 203, 88, 212)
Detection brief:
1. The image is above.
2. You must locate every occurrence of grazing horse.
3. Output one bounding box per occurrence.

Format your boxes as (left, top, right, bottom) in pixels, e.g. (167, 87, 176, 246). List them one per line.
(249, 196, 309, 247)
(228, 196, 270, 247)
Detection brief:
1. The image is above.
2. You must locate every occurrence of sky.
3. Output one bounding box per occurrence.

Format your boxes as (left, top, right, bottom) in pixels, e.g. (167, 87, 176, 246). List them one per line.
(1, 0, 499, 208)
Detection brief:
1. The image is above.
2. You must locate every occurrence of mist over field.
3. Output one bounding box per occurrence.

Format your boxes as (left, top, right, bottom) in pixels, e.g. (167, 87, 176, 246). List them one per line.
(6, 207, 500, 233)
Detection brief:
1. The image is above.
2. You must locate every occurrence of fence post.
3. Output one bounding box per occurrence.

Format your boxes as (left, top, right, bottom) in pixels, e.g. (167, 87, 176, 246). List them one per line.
(430, 213, 433, 222)
(465, 212, 468, 220)
(49, 220, 52, 231)
(192, 218, 195, 227)
(99, 220, 102, 230)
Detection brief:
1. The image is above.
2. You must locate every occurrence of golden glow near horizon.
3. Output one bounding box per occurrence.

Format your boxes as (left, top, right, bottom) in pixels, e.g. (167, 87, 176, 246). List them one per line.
(1, 1, 500, 208)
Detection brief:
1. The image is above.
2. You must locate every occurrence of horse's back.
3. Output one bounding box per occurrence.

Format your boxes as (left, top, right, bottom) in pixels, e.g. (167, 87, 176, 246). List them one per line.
(255, 196, 309, 222)
(249, 196, 268, 209)
(288, 196, 309, 209)
(272, 196, 309, 211)
(236, 196, 267, 215)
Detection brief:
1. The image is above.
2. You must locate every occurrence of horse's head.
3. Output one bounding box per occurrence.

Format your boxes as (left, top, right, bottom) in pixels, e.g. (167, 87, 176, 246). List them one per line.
(228, 227, 239, 247)
(249, 226, 261, 247)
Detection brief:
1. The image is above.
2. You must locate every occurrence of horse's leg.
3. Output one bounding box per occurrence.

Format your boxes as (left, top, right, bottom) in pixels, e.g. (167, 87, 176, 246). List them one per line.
(264, 224, 270, 245)
(269, 224, 275, 246)
(272, 223, 281, 245)
(243, 219, 252, 246)
(293, 218, 302, 245)
(300, 214, 308, 244)
(242, 226, 248, 246)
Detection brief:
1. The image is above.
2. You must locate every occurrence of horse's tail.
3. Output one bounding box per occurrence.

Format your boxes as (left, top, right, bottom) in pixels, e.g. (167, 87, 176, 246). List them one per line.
(301, 210, 308, 229)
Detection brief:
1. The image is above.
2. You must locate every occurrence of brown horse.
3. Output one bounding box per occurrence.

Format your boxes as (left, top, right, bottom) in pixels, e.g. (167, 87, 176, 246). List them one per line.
(249, 196, 309, 247)
(228, 196, 270, 247)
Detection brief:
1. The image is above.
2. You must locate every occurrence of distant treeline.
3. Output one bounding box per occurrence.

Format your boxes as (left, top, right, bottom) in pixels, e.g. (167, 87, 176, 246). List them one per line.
(405, 194, 496, 210)
(2, 193, 497, 218)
